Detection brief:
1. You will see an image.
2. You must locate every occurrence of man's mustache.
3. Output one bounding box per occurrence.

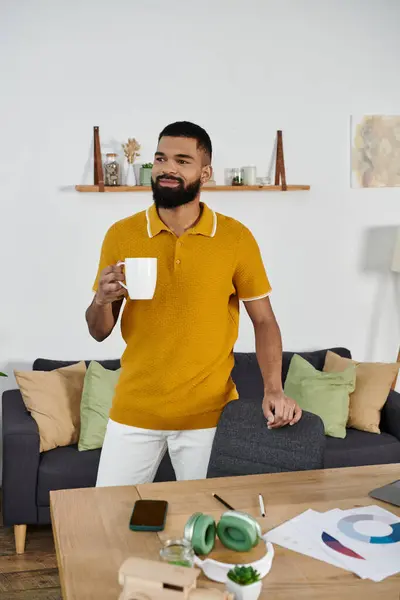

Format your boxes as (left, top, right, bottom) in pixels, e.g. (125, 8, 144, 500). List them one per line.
(156, 174, 184, 184)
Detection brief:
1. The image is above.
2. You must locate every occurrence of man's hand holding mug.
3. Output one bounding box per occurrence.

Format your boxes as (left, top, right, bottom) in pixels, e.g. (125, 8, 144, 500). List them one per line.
(95, 265, 127, 306)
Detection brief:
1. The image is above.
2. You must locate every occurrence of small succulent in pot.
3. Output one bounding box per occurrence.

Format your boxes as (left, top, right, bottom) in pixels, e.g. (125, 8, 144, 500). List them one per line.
(227, 566, 261, 585)
(140, 163, 154, 186)
(226, 566, 262, 600)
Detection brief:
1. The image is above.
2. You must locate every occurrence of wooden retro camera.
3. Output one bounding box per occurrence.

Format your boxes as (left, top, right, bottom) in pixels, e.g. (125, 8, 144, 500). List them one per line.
(118, 557, 233, 600)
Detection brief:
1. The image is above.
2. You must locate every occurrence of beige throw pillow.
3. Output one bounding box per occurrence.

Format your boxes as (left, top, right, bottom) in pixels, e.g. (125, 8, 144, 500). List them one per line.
(15, 362, 86, 452)
(323, 351, 399, 434)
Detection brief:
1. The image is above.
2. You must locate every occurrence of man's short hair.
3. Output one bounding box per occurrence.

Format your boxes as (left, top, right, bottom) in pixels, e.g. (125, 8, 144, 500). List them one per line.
(158, 121, 212, 164)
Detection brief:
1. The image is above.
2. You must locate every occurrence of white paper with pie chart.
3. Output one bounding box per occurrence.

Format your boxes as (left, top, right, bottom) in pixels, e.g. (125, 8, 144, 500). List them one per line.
(318, 505, 400, 582)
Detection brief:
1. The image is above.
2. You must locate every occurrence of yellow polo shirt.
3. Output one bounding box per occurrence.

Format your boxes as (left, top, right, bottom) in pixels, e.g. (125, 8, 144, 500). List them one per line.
(93, 203, 271, 430)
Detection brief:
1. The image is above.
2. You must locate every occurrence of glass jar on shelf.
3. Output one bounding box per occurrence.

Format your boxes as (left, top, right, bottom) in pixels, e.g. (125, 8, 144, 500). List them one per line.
(231, 167, 244, 186)
(159, 538, 195, 567)
(225, 167, 244, 186)
(243, 165, 257, 185)
(104, 153, 119, 186)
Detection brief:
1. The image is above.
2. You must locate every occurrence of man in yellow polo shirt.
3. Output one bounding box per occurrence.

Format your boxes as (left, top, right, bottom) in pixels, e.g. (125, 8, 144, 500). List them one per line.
(86, 121, 302, 487)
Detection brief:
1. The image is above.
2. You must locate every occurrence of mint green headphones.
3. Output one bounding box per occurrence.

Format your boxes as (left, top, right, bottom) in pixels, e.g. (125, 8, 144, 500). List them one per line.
(183, 511, 262, 555)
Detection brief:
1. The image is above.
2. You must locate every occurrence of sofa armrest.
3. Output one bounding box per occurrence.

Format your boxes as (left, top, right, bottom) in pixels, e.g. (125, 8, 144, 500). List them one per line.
(2, 390, 40, 526)
(381, 390, 400, 441)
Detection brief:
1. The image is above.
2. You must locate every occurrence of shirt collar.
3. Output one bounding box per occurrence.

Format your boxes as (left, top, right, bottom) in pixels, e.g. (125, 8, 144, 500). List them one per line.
(146, 203, 217, 238)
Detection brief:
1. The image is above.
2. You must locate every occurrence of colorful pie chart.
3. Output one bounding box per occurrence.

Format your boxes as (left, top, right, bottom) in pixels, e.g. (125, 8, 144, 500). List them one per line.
(337, 514, 400, 545)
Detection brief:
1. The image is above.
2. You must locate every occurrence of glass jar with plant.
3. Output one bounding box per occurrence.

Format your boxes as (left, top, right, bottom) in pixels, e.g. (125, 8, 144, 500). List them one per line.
(231, 167, 244, 186)
(226, 565, 262, 600)
(140, 162, 153, 186)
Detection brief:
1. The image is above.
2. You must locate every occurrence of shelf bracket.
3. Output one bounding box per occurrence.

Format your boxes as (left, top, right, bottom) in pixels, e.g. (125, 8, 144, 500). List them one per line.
(274, 130, 287, 191)
(93, 126, 105, 192)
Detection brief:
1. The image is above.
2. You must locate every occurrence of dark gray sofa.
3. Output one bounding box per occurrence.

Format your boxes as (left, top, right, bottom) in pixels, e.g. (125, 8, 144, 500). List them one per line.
(3, 347, 400, 551)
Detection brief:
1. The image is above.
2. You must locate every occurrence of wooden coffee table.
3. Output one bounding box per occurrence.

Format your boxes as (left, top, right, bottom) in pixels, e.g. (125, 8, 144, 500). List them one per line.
(51, 464, 400, 599)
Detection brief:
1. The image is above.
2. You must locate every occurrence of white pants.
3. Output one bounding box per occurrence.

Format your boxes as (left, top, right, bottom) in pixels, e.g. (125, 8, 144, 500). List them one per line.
(96, 419, 217, 487)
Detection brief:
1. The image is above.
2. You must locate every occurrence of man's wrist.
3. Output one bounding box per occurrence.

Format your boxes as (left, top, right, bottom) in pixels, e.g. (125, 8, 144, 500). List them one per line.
(263, 384, 283, 395)
(94, 294, 110, 308)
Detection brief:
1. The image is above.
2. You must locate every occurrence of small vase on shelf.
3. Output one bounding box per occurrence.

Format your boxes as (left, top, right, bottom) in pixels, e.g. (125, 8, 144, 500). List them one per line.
(122, 137, 141, 186)
(125, 162, 137, 186)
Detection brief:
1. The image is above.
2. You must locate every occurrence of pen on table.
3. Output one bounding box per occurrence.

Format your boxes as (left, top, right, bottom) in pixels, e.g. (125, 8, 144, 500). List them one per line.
(259, 493, 266, 517)
(212, 493, 235, 511)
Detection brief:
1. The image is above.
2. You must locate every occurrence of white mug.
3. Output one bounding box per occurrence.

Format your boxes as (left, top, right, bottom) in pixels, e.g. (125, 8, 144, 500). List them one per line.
(117, 258, 157, 300)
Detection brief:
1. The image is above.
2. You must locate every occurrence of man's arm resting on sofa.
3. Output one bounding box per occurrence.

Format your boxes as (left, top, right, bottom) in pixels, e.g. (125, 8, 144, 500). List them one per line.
(244, 296, 302, 429)
(2, 390, 40, 526)
(381, 390, 400, 440)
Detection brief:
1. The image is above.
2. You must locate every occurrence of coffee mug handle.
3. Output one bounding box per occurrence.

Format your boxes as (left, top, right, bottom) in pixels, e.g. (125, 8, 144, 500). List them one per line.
(116, 261, 128, 290)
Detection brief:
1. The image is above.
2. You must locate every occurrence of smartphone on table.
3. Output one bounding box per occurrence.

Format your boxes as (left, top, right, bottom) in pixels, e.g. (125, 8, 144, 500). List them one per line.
(129, 499, 168, 532)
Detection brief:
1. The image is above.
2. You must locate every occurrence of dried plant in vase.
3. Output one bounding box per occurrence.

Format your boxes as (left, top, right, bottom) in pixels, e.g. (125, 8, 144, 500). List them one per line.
(122, 138, 141, 185)
(122, 138, 141, 164)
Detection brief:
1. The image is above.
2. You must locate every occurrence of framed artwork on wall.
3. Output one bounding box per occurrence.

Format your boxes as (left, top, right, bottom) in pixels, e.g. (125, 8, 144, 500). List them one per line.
(351, 115, 400, 188)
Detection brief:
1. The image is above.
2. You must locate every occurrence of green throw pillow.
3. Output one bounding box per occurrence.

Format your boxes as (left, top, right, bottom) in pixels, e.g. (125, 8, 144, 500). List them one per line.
(78, 361, 121, 451)
(284, 354, 356, 439)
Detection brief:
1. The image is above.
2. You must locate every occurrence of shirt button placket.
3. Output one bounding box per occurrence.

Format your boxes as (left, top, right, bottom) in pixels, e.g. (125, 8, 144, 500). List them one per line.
(175, 240, 182, 270)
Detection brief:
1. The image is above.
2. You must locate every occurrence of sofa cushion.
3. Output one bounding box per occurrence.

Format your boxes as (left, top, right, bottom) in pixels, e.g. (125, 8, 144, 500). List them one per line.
(324, 428, 400, 468)
(323, 351, 399, 434)
(15, 362, 87, 452)
(284, 354, 355, 438)
(232, 348, 352, 399)
(37, 444, 101, 506)
(79, 361, 121, 451)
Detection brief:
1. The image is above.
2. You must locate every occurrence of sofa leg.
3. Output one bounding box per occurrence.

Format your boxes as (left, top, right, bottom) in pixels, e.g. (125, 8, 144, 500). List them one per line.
(14, 524, 27, 554)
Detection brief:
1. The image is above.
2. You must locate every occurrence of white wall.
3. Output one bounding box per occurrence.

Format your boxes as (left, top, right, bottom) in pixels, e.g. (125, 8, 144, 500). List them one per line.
(2, 0, 400, 399)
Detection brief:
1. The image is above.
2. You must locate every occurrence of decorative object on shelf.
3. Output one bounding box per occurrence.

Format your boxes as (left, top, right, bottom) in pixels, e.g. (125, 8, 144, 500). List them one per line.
(351, 115, 400, 188)
(242, 166, 257, 186)
(122, 137, 141, 164)
(224, 168, 234, 185)
(256, 176, 271, 186)
(77, 126, 309, 193)
(125, 163, 136, 186)
(140, 162, 153, 186)
(231, 168, 244, 186)
(104, 153, 120, 186)
(226, 566, 262, 600)
(118, 557, 233, 600)
(159, 538, 195, 567)
(274, 130, 287, 191)
(133, 162, 142, 185)
(122, 137, 141, 186)
(93, 126, 105, 192)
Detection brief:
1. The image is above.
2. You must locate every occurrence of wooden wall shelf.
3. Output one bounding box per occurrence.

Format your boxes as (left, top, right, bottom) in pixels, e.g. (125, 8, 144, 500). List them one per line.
(81, 127, 308, 194)
(75, 184, 310, 193)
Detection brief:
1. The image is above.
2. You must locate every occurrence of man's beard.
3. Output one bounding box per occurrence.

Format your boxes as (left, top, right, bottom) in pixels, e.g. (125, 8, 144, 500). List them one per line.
(151, 175, 201, 209)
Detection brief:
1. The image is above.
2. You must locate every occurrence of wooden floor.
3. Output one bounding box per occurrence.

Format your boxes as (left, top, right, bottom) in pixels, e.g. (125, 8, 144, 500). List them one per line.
(0, 508, 60, 600)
